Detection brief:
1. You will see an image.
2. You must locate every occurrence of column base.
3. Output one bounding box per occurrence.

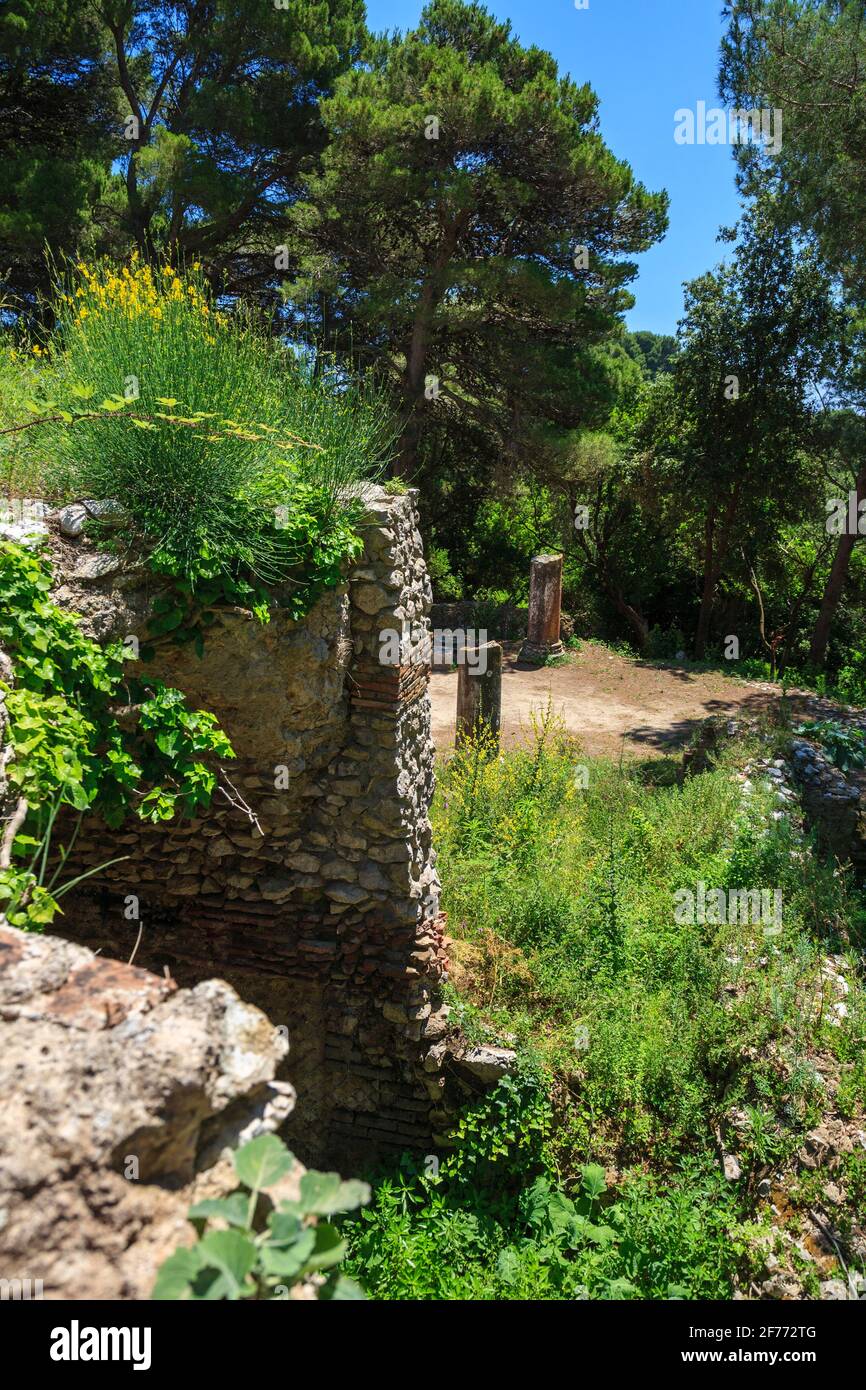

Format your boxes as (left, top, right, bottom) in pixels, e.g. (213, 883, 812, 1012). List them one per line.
(518, 638, 563, 665)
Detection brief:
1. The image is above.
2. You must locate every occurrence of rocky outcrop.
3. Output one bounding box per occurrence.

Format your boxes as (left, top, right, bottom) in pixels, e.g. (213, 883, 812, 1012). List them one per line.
(0, 922, 292, 1300)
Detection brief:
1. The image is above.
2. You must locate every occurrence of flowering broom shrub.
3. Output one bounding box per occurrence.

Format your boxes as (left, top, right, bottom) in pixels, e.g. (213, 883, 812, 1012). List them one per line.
(35, 257, 391, 607)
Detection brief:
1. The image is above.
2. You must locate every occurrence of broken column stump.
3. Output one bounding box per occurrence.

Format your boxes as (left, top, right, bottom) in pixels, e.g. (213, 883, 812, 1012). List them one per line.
(456, 640, 502, 747)
(519, 553, 564, 664)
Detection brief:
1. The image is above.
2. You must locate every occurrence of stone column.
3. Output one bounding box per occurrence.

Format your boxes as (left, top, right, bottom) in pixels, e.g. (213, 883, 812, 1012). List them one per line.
(519, 554, 564, 663)
(456, 640, 502, 746)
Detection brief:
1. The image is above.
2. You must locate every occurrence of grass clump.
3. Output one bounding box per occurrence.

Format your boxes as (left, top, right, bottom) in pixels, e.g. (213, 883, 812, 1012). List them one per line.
(0, 340, 47, 501)
(346, 706, 866, 1299)
(16, 257, 393, 609)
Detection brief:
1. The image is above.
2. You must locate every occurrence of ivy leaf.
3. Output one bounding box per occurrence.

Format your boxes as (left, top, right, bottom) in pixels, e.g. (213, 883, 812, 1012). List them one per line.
(580, 1164, 607, 1200)
(298, 1171, 370, 1215)
(260, 1229, 316, 1279)
(305, 1223, 348, 1271)
(267, 1208, 303, 1243)
(605, 1277, 640, 1300)
(148, 606, 184, 636)
(583, 1222, 617, 1248)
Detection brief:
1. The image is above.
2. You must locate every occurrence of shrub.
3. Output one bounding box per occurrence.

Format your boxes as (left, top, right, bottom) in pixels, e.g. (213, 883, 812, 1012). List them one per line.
(795, 719, 866, 773)
(153, 1134, 368, 1301)
(0, 338, 49, 500)
(33, 258, 392, 603)
(0, 540, 234, 929)
(339, 710, 866, 1299)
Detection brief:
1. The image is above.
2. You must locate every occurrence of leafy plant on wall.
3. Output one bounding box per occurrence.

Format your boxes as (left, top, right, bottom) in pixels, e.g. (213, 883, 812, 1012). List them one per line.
(0, 539, 235, 930)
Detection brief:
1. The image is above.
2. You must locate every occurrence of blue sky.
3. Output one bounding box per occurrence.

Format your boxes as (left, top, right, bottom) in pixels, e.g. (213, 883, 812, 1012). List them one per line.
(365, 0, 745, 336)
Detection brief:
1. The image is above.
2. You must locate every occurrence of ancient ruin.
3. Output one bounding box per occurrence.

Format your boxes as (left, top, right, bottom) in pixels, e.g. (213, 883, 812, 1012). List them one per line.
(518, 554, 565, 665)
(0, 487, 510, 1176)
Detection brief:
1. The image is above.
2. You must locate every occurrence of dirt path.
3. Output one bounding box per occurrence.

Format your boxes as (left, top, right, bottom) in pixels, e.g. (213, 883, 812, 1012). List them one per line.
(429, 640, 830, 759)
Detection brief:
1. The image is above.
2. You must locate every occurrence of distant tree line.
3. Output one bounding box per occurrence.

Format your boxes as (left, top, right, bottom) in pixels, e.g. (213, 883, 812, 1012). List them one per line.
(0, 0, 862, 678)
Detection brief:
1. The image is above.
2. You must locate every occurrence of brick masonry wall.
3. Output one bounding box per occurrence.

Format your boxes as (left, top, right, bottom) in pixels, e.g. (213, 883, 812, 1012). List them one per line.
(44, 486, 460, 1166)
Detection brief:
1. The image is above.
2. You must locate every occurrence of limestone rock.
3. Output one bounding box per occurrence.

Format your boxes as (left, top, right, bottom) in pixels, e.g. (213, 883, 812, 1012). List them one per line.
(0, 922, 289, 1300)
(455, 1043, 517, 1086)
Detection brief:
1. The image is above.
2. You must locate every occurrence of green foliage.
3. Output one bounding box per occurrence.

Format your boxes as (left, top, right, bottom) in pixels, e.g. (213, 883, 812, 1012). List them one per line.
(0, 0, 366, 304)
(721, 0, 866, 298)
(0, 792, 129, 929)
(623, 330, 678, 380)
(0, 2, 115, 307)
(29, 259, 384, 606)
(646, 625, 687, 661)
(796, 719, 866, 774)
(0, 539, 234, 926)
(0, 862, 61, 929)
(153, 1135, 369, 1301)
(347, 714, 866, 1298)
(444, 1060, 552, 1187)
(832, 650, 866, 708)
(287, 0, 668, 473)
(345, 1135, 745, 1300)
(0, 342, 47, 495)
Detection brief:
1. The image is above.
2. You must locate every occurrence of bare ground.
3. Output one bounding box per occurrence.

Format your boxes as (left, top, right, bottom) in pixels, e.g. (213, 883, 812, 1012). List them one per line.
(429, 640, 847, 759)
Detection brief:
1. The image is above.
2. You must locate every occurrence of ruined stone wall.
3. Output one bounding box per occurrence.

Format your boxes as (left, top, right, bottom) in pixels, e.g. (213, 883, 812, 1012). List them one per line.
(789, 737, 866, 874)
(684, 717, 866, 877)
(46, 486, 456, 1166)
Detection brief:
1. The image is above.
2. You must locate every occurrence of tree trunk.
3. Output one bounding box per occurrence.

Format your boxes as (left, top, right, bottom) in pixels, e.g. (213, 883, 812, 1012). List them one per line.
(694, 485, 742, 660)
(394, 216, 466, 477)
(694, 515, 718, 661)
(609, 588, 649, 652)
(395, 285, 434, 477)
(808, 462, 866, 667)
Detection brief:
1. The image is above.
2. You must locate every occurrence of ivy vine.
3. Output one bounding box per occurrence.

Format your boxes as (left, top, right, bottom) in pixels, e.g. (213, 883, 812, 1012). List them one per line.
(0, 539, 235, 929)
